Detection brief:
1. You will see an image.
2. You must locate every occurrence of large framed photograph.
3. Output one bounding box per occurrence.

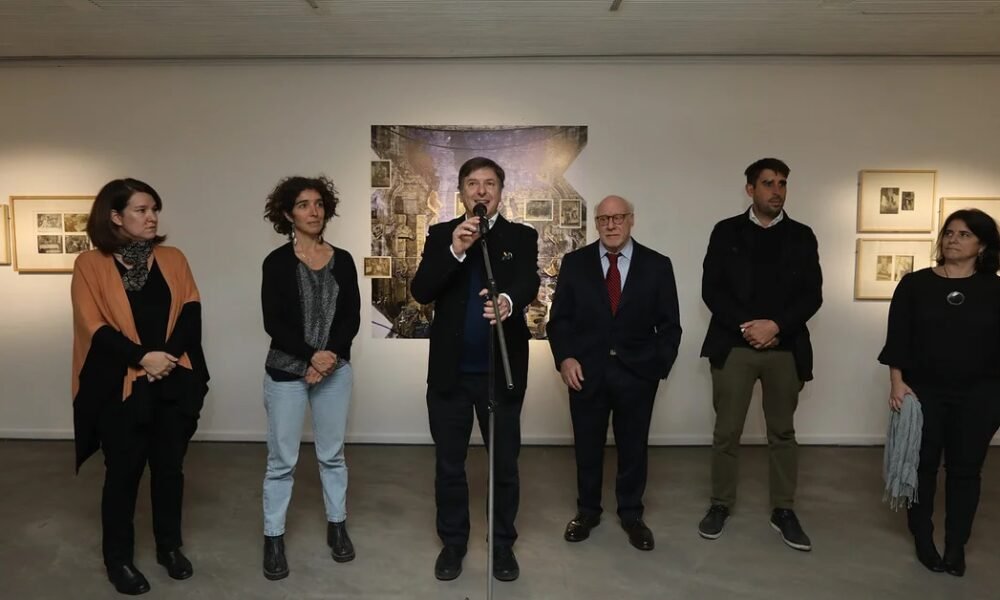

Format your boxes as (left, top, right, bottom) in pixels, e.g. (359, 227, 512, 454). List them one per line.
(0, 205, 11, 265)
(855, 238, 934, 300)
(10, 196, 95, 273)
(939, 197, 1000, 230)
(857, 170, 936, 233)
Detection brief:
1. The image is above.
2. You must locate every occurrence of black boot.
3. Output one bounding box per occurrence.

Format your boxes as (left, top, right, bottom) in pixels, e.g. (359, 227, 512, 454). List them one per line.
(263, 535, 289, 580)
(913, 536, 944, 573)
(327, 521, 356, 562)
(156, 547, 194, 580)
(943, 545, 966, 577)
(106, 563, 151, 595)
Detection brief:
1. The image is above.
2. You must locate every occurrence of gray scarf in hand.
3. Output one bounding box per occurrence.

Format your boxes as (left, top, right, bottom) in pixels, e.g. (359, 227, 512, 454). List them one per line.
(882, 393, 923, 510)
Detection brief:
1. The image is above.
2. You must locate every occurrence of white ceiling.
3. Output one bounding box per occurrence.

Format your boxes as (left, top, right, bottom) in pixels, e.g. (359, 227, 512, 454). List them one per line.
(1, 0, 1000, 60)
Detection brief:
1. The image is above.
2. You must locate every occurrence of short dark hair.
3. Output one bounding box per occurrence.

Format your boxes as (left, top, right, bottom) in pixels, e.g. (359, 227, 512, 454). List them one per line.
(458, 157, 505, 190)
(264, 175, 340, 238)
(935, 208, 1000, 273)
(87, 178, 166, 254)
(745, 158, 790, 186)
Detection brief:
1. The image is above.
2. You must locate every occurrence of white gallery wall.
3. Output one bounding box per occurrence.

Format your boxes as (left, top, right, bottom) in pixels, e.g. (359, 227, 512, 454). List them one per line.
(2, 59, 999, 445)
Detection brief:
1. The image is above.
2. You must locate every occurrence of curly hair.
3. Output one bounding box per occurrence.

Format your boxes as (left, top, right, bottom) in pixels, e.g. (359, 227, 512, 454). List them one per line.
(263, 175, 339, 237)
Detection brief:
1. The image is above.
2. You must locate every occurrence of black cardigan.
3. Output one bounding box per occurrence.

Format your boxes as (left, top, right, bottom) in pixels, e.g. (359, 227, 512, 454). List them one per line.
(261, 242, 361, 365)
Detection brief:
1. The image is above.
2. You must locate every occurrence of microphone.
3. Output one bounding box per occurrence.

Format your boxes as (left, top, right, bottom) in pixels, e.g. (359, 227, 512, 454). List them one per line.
(472, 203, 490, 237)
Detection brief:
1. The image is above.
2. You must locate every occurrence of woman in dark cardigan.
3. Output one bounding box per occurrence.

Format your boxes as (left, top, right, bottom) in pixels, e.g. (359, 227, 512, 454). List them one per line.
(879, 208, 1000, 577)
(259, 175, 361, 581)
(71, 178, 209, 595)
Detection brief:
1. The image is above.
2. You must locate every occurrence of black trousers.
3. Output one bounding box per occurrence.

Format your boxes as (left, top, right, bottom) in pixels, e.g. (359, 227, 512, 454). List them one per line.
(99, 396, 197, 567)
(569, 356, 658, 523)
(427, 374, 523, 548)
(908, 380, 1000, 548)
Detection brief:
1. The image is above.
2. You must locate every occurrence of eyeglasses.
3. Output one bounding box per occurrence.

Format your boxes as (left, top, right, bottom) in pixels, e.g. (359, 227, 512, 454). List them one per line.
(595, 213, 631, 226)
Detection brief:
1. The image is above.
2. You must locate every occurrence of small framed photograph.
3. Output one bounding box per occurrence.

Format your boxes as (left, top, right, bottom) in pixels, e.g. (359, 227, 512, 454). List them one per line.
(371, 160, 392, 189)
(558, 199, 582, 229)
(939, 197, 1000, 231)
(364, 256, 392, 278)
(855, 238, 934, 300)
(10, 196, 95, 273)
(524, 199, 554, 222)
(0, 205, 11, 265)
(857, 170, 936, 232)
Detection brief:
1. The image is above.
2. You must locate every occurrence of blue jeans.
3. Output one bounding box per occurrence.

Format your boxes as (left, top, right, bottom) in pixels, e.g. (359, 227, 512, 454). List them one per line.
(262, 363, 353, 537)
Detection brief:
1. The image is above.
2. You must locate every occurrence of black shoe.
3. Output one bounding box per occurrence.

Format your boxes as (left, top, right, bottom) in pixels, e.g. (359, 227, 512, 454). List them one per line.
(564, 513, 600, 542)
(155, 548, 193, 580)
(493, 546, 520, 581)
(263, 535, 289, 581)
(106, 563, 151, 596)
(622, 518, 655, 551)
(914, 537, 945, 573)
(698, 504, 730, 540)
(770, 509, 812, 552)
(434, 545, 466, 581)
(327, 521, 356, 563)
(943, 545, 966, 577)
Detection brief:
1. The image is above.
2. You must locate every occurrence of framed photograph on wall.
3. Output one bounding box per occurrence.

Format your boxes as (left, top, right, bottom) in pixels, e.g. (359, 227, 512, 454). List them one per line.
(557, 199, 582, 229)
(857, 170, 936, 233)
(371, 160, 391, 189)
(855, 238, 934, 300)
(364, 256, 392, 278)
(524, 199, 553, 222)
(0, 205, 11, 265)
(939, 197, 1000, 230)
(10, 196, 95, 273)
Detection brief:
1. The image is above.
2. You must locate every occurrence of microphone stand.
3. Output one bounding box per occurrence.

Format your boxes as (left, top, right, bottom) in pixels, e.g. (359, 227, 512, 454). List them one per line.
(477, 231, 514, 600)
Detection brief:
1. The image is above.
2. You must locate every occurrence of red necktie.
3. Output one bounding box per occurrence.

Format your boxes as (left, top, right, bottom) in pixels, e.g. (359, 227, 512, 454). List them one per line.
(606, 253, 621, 315)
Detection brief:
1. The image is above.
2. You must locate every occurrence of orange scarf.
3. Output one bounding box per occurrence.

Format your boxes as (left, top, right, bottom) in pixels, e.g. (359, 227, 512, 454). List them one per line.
(71, 245, 200, 401)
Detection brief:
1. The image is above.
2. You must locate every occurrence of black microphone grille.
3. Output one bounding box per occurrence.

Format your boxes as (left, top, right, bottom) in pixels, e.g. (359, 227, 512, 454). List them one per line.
(473, 203, 487, 218)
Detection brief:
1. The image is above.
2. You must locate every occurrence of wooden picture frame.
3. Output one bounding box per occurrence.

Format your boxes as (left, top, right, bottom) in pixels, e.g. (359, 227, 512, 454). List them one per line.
(939, 197, 1000, 230)
(857, 170, 936, 233)
(0, 205, 11, 265)
(854, 238, 934, 300)
(10, 196, 95, 273)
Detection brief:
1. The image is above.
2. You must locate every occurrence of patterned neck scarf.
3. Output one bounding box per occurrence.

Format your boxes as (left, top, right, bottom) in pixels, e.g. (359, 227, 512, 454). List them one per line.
(119, 240, 154, 291)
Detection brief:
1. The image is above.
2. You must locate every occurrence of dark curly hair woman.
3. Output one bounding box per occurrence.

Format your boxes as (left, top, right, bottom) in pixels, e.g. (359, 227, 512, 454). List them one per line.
(258, 175, 360, 581)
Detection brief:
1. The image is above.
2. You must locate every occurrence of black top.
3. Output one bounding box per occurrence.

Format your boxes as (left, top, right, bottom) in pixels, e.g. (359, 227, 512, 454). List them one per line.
(261, 242, 361, 380)
(879, 267, 1000, 387)
(116, 259, 171, 351)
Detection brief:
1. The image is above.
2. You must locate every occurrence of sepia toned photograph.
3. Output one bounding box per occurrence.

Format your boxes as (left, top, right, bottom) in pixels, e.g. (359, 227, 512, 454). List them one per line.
(63, 213, 89, 232)
(876, 255, 893, 281)
(37, 234, 62, 254)
(858, 170, 936, 233)
(558, 199, 582, 228)
(879, 187, 900, 214)
(855, 238, 934, 300)
(894, 255, 914, 280)
(371, 160, 392, 188)
(64, 234, 90, 254)
(364, 256, 392, 278)
(524, 199, 554, 222)
(36, 213, 63, 231)
(901, 191, 915, 211)
(10, 195, 95, 272)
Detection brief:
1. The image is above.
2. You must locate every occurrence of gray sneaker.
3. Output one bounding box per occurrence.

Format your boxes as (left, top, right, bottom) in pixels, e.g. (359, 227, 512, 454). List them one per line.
(770, 509, 812, 552)
(698, 504, 730, 540)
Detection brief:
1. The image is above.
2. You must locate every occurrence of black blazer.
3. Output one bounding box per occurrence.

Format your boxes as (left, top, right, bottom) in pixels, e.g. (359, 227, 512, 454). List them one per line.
(699, 209, 822, 381)
(548, 239, 682, 398)
(411, 215, 540, 395)
(261, 242, 361, 362)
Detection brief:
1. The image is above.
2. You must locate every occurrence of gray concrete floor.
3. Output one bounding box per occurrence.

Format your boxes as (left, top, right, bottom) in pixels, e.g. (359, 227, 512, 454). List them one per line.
(1, 441, 998, 599)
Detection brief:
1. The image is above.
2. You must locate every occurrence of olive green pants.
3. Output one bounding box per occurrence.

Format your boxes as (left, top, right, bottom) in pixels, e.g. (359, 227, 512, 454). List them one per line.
(710, 347, 802, 510)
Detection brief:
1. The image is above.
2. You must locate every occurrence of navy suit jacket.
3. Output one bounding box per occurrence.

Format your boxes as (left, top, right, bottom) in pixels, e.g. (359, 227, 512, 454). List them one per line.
(548, 238, 682, 398)
(411, 214, 540, 396)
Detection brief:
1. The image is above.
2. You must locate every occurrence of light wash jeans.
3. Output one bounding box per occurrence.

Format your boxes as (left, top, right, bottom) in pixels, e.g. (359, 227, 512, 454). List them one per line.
(262, 363, 352, 537)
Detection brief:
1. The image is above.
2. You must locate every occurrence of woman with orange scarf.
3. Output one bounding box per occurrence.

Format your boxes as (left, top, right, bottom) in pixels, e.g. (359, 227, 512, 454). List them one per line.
(71, 179, 209, 596)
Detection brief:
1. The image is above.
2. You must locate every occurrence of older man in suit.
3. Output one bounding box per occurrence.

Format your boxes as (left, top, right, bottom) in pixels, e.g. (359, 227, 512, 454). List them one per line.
(411, 157, 540, 582)
(548, 195, 682, 551)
